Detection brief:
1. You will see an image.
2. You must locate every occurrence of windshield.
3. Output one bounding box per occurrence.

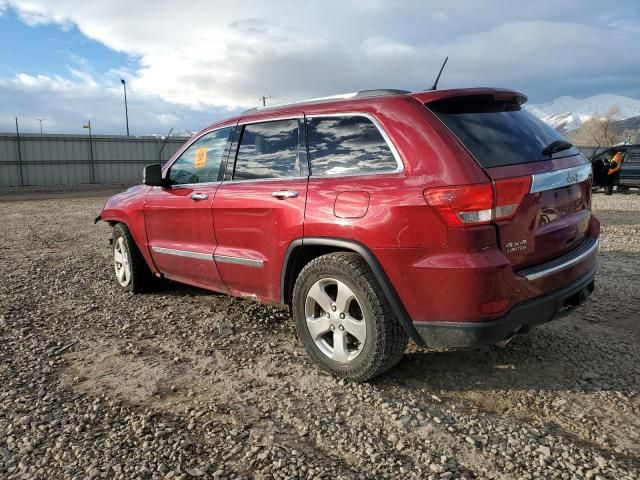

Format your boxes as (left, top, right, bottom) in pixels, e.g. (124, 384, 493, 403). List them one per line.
(428, 95, 579, 168)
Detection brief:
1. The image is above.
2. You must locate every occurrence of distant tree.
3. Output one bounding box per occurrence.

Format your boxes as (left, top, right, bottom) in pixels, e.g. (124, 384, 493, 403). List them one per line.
(566, 105, 626, 146)
(619, 128, 639, 144)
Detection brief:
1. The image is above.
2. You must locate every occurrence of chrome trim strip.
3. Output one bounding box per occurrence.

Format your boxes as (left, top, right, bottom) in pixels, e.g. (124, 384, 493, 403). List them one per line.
(224, 176, 307, 185)
(167, 181, 221, 189)
(530, 163, 592, 193)
(214, 254, 264, 268)
(238, 115, 303, 126)
(151, 246, 213, 261)
(248, 93, 358, 112)
(305, 112, 405, 174)
(522, 239, 599, 281)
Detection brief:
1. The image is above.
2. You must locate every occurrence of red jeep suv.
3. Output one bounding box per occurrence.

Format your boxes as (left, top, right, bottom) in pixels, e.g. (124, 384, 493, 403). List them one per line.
(98, 88, 599, 381)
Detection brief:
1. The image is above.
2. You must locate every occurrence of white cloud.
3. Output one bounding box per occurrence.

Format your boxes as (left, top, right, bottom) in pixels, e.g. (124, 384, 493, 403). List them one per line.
(0, 72, 235, 135)
(2, 0, 640, 133)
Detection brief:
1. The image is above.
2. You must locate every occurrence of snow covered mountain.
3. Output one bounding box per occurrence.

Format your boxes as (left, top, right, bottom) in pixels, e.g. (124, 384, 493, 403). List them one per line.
(526, 94, 640, 132)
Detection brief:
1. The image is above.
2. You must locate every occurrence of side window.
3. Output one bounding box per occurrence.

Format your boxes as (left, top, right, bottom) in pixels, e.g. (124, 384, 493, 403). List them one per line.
(626, 149, 640, 163)
(167, 127, 232, 185)
(233, 119, 299, 180)
(307, 116, 398, 176)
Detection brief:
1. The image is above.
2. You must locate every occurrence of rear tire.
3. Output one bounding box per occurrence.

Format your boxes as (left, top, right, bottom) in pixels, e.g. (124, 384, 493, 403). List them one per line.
(292, 252, 408, 382)
(112, 223, 155, 293)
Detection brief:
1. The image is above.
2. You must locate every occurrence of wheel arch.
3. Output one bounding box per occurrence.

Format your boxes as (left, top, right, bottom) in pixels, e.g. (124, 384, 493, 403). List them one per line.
(102, 212, 159, 275)
(281, 237, 425, 347)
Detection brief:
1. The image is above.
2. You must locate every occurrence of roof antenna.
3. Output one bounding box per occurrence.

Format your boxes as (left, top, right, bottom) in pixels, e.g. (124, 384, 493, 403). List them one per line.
(429, 56, 448, 90)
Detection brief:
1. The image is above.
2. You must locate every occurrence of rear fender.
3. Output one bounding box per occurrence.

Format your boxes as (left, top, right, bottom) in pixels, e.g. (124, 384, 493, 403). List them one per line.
(281, 237, 425, 347)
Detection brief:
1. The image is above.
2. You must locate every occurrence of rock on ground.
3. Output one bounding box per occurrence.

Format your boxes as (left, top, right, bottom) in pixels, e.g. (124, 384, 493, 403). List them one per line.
(0, 189, 638, 479)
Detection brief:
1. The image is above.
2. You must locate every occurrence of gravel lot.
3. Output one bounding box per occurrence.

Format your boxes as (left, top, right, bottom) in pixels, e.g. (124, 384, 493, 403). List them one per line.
(1, 189, 638, 479)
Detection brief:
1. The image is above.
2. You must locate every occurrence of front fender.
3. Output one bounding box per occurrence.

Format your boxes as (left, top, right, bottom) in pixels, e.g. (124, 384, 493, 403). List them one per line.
(98, 185, 158, 274)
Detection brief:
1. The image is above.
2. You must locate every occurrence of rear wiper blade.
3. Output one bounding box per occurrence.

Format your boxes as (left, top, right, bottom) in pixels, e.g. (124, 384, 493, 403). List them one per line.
(542, 140, 573, 156)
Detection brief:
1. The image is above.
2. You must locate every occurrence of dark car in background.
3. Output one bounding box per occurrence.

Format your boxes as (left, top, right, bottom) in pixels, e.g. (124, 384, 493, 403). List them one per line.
(591, 144, 640, 193)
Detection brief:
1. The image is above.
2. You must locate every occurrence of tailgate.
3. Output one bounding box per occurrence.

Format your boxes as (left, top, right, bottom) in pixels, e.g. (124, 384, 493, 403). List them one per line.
(485, 161, 592, 268)
(426, 92, 594, 269)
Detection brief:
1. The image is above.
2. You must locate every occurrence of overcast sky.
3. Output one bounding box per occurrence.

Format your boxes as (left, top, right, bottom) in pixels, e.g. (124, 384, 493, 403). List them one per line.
(1, 0, 639, 135)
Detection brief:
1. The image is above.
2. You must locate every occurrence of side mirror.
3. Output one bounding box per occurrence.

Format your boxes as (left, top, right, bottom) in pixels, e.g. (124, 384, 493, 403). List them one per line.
(143, 163, 163, 186)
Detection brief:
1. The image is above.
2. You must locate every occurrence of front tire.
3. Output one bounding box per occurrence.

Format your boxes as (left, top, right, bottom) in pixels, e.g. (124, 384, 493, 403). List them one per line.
(292, 252, 408, 382)
(112, 223, 155, 293)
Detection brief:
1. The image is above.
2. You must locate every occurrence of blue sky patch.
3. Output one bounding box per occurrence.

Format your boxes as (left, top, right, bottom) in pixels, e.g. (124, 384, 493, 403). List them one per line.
(0, 9, 135, 78)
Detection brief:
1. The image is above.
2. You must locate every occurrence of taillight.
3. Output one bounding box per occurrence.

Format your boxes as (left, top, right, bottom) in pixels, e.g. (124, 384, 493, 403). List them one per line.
(424, 176, 531, 227)
(423, 184, 493, 227)
(494, 176, 531, 221)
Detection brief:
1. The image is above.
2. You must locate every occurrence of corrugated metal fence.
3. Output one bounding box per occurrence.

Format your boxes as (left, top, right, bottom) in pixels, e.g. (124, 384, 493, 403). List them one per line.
(0, 133, 189, 187)
(0, 136, 607, 188)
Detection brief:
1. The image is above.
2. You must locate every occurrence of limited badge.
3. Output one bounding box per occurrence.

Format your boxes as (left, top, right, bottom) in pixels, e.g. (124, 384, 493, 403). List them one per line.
(194, 147, 207, 168)
(505, 239, 528, 254)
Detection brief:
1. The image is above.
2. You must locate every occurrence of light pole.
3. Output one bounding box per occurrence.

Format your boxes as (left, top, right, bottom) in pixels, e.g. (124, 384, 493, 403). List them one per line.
(83, 120, 95, 183)
(36, 118, 45, 134)
(121, 79, 130, 136)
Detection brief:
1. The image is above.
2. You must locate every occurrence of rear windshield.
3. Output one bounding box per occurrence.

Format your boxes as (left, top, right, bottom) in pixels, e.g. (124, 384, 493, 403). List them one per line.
(427, 95, 579, 168)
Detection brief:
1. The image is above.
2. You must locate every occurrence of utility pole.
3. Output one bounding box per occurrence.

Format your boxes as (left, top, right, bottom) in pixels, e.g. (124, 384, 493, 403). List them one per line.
(15, 117, 24, 186)
(121, 79, 130, 136)
(36, 118, 45, 134)
(83, 120, 95, 183)
(259, 94, 271, 107)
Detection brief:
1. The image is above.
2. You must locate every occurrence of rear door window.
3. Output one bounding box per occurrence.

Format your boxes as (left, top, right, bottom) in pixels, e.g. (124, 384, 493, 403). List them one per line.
(428, 95, 580, 168)
(233, 119, 300, 180)
(307, 116, 399, 176)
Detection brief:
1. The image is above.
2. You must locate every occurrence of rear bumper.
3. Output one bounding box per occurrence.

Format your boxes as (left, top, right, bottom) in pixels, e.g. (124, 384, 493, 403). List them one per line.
(413, 264, 597, 349)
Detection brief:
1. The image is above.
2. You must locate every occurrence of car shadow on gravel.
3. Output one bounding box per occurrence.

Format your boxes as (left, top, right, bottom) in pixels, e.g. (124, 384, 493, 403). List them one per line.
(147, 281, 227, 298)
(141, 254, 639, 398)
(380, 251, 640, 396)
(384, 321, 638, 395)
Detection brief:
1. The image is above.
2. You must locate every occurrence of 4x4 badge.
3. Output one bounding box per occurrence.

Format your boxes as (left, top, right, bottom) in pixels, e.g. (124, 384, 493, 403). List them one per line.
(505, 239, 528, 253)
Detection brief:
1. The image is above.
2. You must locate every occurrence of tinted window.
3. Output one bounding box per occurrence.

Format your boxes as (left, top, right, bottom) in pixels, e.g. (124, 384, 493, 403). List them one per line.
(168, 127, 231, 185)
(428, 95, 579, 168)
(627, 149, 640, 163)
(233, 119, 300, 180)
(307, 116, 398, 176)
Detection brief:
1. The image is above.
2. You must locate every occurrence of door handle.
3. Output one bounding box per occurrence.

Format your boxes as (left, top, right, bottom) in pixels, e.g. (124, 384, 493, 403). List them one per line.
(190, 193, 209, 201)
(271, 190, 299, 199)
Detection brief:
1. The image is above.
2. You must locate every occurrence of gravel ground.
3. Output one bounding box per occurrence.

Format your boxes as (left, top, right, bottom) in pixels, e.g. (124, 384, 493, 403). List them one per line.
(0, 189, 638, 479)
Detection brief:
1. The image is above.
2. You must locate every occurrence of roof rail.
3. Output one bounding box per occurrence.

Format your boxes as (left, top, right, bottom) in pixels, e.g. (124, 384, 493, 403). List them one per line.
(242, 88, 410, 114)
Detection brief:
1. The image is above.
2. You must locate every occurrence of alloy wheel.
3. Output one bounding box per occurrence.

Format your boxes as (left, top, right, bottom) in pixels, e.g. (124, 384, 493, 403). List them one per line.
(113, 236, 131, 287)
(304, 278, 367, 363)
